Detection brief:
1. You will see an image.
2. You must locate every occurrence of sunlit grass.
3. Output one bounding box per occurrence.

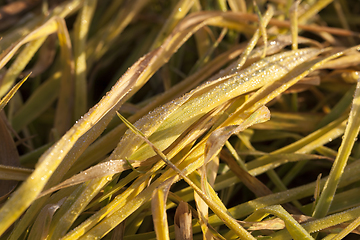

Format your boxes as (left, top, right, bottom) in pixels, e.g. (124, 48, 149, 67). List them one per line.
(1, 0, 360, 239)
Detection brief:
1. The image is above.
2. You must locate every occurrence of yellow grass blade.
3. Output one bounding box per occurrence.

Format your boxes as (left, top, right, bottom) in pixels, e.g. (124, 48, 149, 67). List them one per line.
(122, 48, 320, 163)
(0, 73, 30, 111)
(152, 179, 173, 240)
(53, 17, 75, 135)
(73, 0, 97, 120)
(0, 36, 46, 98)
(0, 17, 58, 72)
(0, 36, 161, 237)
(2, 2, 360, 240)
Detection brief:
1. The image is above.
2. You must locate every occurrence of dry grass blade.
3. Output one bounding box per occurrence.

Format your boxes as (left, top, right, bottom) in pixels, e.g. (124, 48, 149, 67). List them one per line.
(174, 202, 193, 240)
(290, 0, 300, 50)
(87, 0, 151, 64)
(47, 177, 111, 239)
(150, 0, 194, 50)
(298, 0, 333, 24)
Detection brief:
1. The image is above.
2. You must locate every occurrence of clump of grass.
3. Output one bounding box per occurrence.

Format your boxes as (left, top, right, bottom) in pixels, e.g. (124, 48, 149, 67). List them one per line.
(1, 0, 360, 239)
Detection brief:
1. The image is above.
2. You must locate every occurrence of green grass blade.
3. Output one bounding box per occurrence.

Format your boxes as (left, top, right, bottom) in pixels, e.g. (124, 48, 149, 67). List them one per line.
(313, 75, 360, 218)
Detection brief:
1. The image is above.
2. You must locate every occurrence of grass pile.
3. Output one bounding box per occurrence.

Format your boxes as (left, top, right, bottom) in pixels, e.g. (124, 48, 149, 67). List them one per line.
(1, 0, 360, 239)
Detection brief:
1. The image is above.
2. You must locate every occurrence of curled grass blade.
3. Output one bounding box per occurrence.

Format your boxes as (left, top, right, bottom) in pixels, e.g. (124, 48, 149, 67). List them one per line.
(205, 106, 270, 166)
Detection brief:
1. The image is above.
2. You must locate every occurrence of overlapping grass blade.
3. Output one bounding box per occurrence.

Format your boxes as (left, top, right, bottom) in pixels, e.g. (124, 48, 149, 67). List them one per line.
(0, 29, 166, 238)
(245, 205, 313, 240)
(313, 69, 360, 218)
(1, 1, 360, 239)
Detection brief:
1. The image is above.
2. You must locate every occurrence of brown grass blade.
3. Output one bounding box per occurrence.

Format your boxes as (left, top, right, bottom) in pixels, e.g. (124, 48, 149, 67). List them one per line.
(0, 113, 20, 201)
(174, 202, 193, 240)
